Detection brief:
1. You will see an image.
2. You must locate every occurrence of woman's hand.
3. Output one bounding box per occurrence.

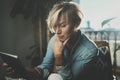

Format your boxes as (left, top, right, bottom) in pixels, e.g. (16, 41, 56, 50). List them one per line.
(52, 37, 68, 57)
(2, 63, 16, 77)
(26, 67, 43, 80)
(52, 37, 69, 66)
(52, 38, 63, 57)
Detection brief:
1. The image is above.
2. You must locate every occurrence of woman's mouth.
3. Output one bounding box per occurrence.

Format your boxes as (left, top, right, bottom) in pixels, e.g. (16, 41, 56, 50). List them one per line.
(58, 35, 63, 38)
(57, 35, 64, 40)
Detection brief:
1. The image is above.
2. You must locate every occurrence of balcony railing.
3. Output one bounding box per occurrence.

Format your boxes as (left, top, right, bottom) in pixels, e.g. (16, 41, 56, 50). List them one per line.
(82, 30, 120, 70)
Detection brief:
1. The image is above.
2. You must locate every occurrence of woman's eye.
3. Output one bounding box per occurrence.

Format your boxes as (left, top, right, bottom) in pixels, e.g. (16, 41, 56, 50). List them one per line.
(60, 23, 66, 27)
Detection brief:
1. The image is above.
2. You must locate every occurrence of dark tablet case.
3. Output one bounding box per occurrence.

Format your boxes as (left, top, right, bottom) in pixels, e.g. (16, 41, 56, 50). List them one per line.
(0, 52, 29, 79)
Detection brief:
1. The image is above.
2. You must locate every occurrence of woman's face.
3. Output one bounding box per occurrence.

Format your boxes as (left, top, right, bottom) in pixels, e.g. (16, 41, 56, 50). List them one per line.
(54, 15, 76, 42)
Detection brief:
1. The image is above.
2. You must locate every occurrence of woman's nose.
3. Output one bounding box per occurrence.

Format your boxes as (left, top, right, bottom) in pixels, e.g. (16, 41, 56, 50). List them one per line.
(55, 27, 61, 34)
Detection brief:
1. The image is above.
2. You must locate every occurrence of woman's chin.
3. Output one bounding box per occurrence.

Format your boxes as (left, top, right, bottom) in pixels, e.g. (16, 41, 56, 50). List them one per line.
(60, 38, 69, 43)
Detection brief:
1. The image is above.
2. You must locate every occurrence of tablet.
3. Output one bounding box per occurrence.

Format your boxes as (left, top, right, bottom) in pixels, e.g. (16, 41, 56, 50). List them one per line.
(0, 52, 29, 79)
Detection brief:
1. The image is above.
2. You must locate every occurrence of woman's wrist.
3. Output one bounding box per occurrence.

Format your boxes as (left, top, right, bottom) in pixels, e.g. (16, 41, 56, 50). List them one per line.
(54, 55, 64, 65)
(54, 53, 62, 58)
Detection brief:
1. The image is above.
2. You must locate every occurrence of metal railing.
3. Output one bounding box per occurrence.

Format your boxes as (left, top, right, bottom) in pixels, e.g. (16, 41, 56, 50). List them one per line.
(82, 30, 120, 70)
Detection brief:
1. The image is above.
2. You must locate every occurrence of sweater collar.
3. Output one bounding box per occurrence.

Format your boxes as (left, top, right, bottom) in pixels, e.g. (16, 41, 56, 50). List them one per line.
(65, 30, 82, 55)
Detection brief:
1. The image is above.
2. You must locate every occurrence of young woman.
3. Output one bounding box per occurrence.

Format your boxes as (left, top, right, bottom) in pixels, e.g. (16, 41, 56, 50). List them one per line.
(34, 2, 101, 80)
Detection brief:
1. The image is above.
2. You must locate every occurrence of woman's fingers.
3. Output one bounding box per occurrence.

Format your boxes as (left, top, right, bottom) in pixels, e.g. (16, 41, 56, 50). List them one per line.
(2, 63, 14, 75)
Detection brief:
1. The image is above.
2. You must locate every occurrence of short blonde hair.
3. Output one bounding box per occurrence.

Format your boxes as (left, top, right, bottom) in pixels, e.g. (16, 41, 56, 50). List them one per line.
(47, 2, 83, 33)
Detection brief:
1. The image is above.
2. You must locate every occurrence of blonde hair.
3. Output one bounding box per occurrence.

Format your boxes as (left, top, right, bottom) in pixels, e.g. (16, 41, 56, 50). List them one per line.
(47, 2, 83, 33)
